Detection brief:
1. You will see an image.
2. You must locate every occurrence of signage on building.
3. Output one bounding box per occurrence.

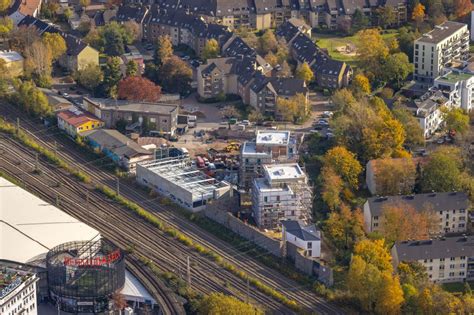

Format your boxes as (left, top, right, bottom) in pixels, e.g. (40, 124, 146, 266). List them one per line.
(63, 250, 121, 267)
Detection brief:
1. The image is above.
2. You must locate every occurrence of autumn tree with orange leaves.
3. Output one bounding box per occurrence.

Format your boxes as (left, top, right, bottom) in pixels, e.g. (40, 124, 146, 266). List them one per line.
(118, 76, 161, 102)
(454, 0, 473, 18)
(412, 3, 425, 25)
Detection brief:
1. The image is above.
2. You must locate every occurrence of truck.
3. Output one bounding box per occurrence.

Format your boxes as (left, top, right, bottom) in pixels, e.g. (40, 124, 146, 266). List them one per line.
(196, 156, 205, 168)
(188, 115, 197, 128)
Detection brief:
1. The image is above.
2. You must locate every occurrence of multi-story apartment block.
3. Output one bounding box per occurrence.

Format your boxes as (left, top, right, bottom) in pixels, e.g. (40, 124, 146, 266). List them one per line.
(434, 70, 474, 113)
(252, 163, 312, 229)
(363, 192, 471, 235)
(0, 268, 39, 315)
(392, 236, 474, 283)
(82, 97, 178, 136)
(240, 130, 298, 189)
(414, 21, 469, 85)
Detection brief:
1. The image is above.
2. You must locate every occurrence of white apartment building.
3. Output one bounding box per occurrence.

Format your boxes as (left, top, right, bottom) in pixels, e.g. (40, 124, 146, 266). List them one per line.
(240, 130, 298, 189)
(252, 163, 312, 229)
(434, 70, 474, 113)
(409, 90, 448, 138)
(0, 269, 39, 315)
(282, 220, 321, 258)
(392, 236, 474, 283)
(363, 192, 470, 235)
(414, 21, 469, 85)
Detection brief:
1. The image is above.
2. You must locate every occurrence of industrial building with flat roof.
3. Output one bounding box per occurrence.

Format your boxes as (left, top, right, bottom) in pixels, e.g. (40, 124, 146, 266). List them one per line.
(136, 157, 231, 211)
(252, 163, 312, 229)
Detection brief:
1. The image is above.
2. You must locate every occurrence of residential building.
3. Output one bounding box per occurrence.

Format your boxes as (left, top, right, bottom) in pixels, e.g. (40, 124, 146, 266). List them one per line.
(363, 192, 471, 235)
(136, 157, 231, 211)
(0, 268, 39, 315)
(18, 0, 42, 17)
(57, 107, 104, 138)
(282, 220, 321, 258)
(82, 129, 153, 172)
(414, 21, 469, 85)
(252, 163, 312, 229)
(196, 57, 240, 99)
(0, 50, 24, 77)
(116, 4, 149, 40)
(121, 50, 145, 75)
(434, 70, 474, 113)
(240, 130, 298, 189)
(392, 236, 474, 283)
(83, 97, 179, 136)
(404, 90, 448, 138)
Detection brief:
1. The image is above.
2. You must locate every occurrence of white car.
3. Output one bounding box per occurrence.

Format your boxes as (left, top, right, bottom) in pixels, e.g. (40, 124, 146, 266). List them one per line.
(322, 111, 333, 118)
(326, 132, 335, 139)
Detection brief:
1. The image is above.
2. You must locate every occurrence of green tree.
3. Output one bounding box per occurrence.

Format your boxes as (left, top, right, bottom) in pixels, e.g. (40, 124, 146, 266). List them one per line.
(13, 81, 52, 117)
(126, 60, 138, 77)
(376, 6, 397, 28)
(0, 17, 13, 40)
(248, 110, 264, 123)
(75, 63, 104, 91)
(397, 27, 419, 62)
(442, 107, 470, 135)
(234, 27, 259, 49)
(276, 93, 308, 123)
(103, 57, 122, 97)
(64, 7, 73, 20)
(393, 107, 425, 146)
(100, 22, 127, 56)
(331, 88, 357, 112)
(197, 293, 263, 315)
(201, 38, 219, 61)
(160, 56, 192, 94)
(154, 35, 173, 66)
(421, 146, 463, 192)
(295, 62, 313, 82)
(352, 8, 369, 32)
(374, 158, 417, 195)
(356, 28, 389, 76)
(383, 52, 414, 87)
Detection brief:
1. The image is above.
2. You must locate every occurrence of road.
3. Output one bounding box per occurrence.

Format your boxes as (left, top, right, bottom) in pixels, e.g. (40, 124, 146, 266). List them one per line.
(0, 102, 345, 314)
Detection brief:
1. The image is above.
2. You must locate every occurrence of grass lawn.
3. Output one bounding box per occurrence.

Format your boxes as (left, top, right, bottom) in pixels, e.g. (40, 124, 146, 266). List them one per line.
(442, 281, 474, 293)
(313, 30, 399, 65)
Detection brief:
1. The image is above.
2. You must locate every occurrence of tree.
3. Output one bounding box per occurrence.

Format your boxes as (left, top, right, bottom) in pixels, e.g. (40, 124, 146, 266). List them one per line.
(258, 29, 278, 54)
(160, 56, 192, 94)
(0, 0, 9, 12)
(264, 52, 278, 67)
(379, 202, 436, 244)
(8, 26, 40, 54)
(276, 93, 308, 123)
(201, 38, 219, 61)
(352, 9, 369, 32)
(323, 146, 362, 190)
(412, 3, 425, 25)
(100, 22, 128, 56)
(103, 57, 122, 97)
(117, 76, 162, 102)
(393, 107, 425, 146)
(383, 52, 413, 88)
(220, 105, 240, 120)
(24, 40, 53, 78)
(421, 146, 463, 192)
(454, 0, 473, 17)
(376, 6, 397, 28)
(64, 7, 73, 20)
(12, 81, 52, 117)
(0, 17, 13, 40)
(397, 27, 419, 62)
(352, 73, 371, 95)
(123, 20, 140, 43)
(325, 204, 365, 249)
(331, 88, 357, 112)
(321, 167, 344, 211)
(75, 63, 103, 91)
(442, 107, 470, 135)
(374, 158, 417, 195)
(111, 292, 127, 311)
(295, 62, 313, 82)
(197, 293, 263, 315)
(276, 39, 289, 64)
(277, 60, 292, 78)
(42, 32, 66, 61)
(126, 60, 138, 77)
(248, 110, 264, 123)
(356, 28, 389, 76)
(354, 239, 393, 272)
(375, 273, 405, 314)
(234, 27, 259, 49)
(154, 35, 173, 66)
(80, 0, 91, 7)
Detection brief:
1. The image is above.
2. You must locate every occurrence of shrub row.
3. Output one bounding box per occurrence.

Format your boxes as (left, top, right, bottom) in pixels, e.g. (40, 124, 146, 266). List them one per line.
(0, 117, 301, 311)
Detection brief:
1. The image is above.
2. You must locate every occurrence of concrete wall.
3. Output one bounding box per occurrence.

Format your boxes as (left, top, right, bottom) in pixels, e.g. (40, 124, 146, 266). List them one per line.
(203, 207, 283, 257)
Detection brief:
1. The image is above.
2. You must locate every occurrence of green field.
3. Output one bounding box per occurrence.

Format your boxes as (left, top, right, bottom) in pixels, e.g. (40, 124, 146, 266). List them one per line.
(313, 30, 399, 65)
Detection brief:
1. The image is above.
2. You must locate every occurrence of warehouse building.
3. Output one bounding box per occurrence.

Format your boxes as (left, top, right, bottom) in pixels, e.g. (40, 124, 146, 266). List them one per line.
(136, 157, 231, 211)
(252, 163, 312, 229)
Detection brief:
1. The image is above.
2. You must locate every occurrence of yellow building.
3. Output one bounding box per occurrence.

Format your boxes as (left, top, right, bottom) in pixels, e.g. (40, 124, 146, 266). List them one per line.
(0, 50, 24, 77)
(57, 108, 104, 138)
(59, 34, 99, 72)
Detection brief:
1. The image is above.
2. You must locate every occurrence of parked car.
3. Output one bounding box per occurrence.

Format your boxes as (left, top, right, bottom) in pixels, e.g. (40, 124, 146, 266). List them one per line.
(436, 138, 445, 144)
(322, 111, 333, 118)
(241, 120, 251, 126)
(326, 132, 335, 139)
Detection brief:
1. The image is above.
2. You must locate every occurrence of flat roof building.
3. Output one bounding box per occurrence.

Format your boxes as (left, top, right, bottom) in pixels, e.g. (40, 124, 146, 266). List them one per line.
(252, 163, 312, 229)
(136, 157, 231, 211)
(0, 267, 39, 315)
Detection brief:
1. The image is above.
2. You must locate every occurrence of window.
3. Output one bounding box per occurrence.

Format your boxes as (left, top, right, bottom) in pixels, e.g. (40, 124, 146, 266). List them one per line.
(440, 258, 445, 262)
(440, 265, 445, 270)
(276, 196, 280, 202)
(449, 272, 455, 277)
(150, 117, 156, 123)
(450, 264, 455, 269)
(308, 242, 312, 249)
(264, 197, 268, 202)
(308, 250, 312, 256)
(451, 257, 456, 261)
(374, 216, 379, 220)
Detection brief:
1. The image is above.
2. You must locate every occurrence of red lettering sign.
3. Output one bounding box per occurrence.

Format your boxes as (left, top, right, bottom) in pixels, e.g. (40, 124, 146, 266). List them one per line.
(63, 250, 121, 267)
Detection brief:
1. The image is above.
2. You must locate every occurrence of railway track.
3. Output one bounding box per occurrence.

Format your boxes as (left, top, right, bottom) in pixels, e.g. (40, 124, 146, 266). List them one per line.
(0, 102, 346, 314)
(0, 136, 293, 314)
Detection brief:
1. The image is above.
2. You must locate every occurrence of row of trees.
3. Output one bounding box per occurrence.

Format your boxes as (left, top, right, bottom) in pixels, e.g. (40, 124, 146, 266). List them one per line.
(85, 21, 139, 56)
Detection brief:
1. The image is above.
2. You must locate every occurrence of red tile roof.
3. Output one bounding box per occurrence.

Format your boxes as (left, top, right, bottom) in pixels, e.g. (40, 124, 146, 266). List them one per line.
(57, 109, 102, 128)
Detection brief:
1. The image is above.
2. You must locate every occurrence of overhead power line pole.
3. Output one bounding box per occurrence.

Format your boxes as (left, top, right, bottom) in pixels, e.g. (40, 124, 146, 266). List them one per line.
(186, 256, 191, 288)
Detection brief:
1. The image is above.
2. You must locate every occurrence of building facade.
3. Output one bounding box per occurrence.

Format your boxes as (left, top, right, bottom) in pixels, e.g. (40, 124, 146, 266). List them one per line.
(240, 130, 298, 190)
(252, 163, 312, 229)
(414, 21, 469, 85)
(57, 108, 104, 138)
(392, 236, 474, 283)
(282, 220, 321, 258)
(363, 192, 471, 235)
(0, 268, 39, 315)
(434, 70, 474, 113)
